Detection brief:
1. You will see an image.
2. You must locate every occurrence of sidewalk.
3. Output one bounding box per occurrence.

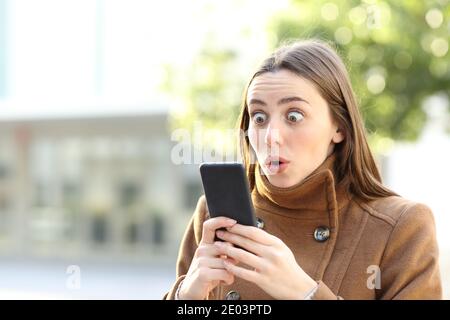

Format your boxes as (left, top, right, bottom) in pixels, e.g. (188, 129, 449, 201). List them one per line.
(0, 256, 447, 299)
(0, 258, 174, 299)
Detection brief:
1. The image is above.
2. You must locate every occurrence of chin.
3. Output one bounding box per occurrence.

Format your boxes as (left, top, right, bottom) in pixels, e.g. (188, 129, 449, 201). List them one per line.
(267, 175, 295, 188)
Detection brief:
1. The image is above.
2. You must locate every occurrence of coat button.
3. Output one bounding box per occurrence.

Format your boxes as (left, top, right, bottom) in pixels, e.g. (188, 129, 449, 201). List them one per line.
(225, 290, 241, 300)
(256, 217, 265, 229)
(314, 226, 330, 242)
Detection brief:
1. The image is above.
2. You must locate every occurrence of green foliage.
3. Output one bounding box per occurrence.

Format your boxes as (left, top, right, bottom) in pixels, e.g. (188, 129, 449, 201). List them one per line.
(269, 0, 450, 143)
(162, 40, 246, 151)
(162, 1, 450, 153)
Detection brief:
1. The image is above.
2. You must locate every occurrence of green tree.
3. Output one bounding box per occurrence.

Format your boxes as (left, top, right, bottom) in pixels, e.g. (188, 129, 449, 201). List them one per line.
(269, 0, 450, 147)
(162, 40, 245, 151)
(163, 1, 450, 153)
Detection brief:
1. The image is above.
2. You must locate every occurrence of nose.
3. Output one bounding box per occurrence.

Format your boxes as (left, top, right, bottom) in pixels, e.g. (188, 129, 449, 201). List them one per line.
(264, 120, 283, 148)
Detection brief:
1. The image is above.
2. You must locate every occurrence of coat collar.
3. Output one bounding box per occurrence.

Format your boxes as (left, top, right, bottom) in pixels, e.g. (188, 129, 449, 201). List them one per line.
(251, 153, 353, 217)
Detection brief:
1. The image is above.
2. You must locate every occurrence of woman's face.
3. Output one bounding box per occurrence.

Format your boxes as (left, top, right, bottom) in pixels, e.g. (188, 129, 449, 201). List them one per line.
(247, 69, 344, 188)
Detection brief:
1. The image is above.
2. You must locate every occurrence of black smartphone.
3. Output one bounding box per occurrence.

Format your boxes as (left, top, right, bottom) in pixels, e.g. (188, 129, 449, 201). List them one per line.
(199, 162, 257, 231)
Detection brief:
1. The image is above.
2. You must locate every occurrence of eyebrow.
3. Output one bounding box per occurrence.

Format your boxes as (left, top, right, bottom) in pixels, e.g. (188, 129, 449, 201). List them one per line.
(248, 96, 310, 107)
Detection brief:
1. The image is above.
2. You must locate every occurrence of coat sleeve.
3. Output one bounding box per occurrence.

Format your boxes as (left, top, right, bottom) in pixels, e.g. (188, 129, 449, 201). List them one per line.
(311, 202, 442, 300)
(311, 281, 342, 300)
(162, 195, 209, 300)
(378, 203, 442, 299)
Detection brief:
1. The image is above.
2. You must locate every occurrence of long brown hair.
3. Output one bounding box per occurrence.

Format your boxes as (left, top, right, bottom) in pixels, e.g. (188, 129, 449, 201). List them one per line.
(237, 39, 397, 201)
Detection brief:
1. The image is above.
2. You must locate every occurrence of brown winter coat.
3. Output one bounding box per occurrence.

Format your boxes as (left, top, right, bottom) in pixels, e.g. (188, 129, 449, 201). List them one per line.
(164, 154, 442, 299)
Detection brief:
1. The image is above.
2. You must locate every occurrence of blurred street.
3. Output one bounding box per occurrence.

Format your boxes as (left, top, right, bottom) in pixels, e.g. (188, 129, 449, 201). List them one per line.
(1, 256, 448, 299)
(0, 0, 448, 300)
(0, 257, 174, 299)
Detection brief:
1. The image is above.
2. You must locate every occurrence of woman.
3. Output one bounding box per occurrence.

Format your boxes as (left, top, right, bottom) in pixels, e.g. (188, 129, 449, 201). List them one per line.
(164, 39, 442, 300)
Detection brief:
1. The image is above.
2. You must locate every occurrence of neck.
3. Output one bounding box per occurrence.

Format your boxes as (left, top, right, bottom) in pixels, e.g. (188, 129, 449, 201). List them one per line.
(251, 154, 352, 217)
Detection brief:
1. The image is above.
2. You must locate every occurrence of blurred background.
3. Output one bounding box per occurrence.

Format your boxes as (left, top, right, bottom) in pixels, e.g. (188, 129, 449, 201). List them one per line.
(0, 0, 448, 299)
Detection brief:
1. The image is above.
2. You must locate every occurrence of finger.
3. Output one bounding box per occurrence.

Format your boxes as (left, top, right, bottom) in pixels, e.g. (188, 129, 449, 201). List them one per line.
(223, 256, 239, 265)
(196, 257, 229, 269)
(216, 229, 265, 256)
(200, 268, 234, 284)
(223, 259, 258, 284)
(217, 242, 239, 264)
(214, 241, 265, 271)
(201, 217, 237, 244)
(225, 224, 278, 246)
(195, 243, 227, 258)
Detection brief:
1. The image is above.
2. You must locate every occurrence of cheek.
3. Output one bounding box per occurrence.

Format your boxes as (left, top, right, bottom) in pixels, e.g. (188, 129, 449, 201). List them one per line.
(290, 123, 326, 149)
(296, 121, 333, 152)
(288, 128, 308, 150)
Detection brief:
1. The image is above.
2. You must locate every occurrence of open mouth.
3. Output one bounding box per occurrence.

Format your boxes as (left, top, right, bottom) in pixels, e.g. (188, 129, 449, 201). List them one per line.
(264, 157, 290, 174)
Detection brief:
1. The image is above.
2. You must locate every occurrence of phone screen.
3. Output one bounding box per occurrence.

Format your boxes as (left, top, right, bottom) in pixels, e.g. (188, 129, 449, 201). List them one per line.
(199, 162, 257, 227)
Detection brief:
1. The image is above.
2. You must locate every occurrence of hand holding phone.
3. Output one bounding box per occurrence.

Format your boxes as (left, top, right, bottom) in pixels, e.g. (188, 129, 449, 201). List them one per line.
(199, 162, 257, 228)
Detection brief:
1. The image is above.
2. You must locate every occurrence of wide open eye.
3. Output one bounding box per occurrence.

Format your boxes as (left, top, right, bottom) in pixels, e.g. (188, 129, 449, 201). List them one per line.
(252, 112, 267, 124)
(286, 111, 304, 123)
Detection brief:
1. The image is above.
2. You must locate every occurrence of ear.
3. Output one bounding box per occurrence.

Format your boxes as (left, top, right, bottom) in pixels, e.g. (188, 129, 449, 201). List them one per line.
(332, 127, 345, 144)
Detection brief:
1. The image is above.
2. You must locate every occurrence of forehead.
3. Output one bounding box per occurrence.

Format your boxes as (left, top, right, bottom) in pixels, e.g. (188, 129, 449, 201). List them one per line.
(247, 69, 319, 101)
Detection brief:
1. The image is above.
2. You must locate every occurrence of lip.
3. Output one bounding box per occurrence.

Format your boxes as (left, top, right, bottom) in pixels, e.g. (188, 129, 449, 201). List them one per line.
(264, 156, 290, 174)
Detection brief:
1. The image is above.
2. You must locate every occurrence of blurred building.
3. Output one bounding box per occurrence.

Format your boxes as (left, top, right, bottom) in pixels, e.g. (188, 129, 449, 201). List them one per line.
(0, 109, 203, 264)
(0, 0, 210, 267)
